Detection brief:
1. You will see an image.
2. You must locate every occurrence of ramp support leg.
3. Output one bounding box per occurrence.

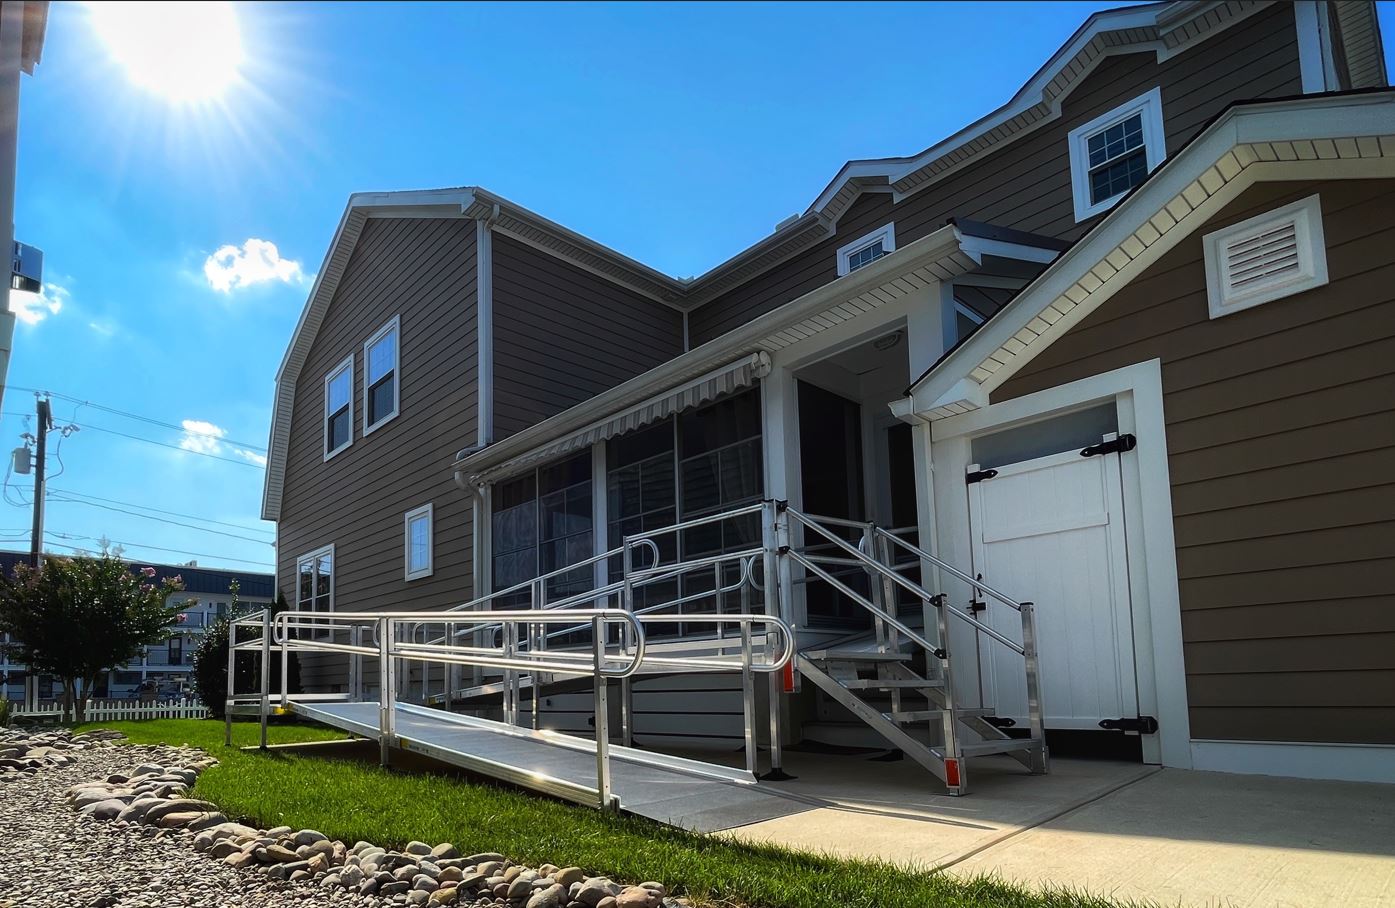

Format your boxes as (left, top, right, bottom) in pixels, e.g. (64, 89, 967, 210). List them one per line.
(591, 616, 614, 811)
(258, 610, 270, 749)
(378, 617, 394, 767)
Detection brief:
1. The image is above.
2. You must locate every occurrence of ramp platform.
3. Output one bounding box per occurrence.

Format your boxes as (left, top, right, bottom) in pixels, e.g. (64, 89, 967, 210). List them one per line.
(289, 699, 813, 832)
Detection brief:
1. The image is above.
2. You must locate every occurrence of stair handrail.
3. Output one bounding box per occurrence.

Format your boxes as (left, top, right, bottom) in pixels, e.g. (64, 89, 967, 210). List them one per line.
(786, 508, 1024, 655)
(873, 526, 1027, 613)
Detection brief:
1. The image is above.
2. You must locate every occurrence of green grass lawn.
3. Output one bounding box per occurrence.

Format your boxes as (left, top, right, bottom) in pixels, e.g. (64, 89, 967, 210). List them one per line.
(73, 718, 1138, 908)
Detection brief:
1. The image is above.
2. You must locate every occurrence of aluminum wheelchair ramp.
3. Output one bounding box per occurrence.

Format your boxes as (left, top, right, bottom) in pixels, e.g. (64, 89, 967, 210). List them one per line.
(289, 699, 811, 833)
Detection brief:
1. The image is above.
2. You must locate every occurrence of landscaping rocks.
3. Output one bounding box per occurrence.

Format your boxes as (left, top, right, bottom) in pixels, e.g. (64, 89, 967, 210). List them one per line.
(0, 725, 693, 908)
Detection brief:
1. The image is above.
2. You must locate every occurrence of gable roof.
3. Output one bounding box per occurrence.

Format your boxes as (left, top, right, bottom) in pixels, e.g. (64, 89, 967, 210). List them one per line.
(900, 88, 1395, 419)
(262, 1, 1387, 521)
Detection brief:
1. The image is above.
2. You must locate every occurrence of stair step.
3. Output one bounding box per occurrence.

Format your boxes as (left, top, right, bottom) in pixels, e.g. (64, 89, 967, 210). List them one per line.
(842, 678, 943, 690)
(886, 706, 995, 723)
(956, 737, 1043, 757)
(805, 649, 911, 663)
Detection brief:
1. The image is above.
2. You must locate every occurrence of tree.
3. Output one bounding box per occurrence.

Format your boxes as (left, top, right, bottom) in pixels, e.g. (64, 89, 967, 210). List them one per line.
(0, 555, 184, 723)
(191, 585, 300, 718)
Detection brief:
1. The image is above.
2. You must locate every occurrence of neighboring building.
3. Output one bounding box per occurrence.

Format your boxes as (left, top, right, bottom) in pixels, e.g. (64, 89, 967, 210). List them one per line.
(263, 2, 1391, 785)
(0, 553, 274, 702)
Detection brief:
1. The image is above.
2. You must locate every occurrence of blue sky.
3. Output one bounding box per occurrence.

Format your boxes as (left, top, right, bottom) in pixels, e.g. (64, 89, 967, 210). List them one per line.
(6, 1, 1394, 575)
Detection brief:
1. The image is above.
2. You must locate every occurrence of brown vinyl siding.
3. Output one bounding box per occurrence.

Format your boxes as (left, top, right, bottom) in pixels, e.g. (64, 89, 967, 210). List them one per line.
(492, 233, 684, 439)
(991, 179, 1395, 745)
(688, 3, 1302, 346)
(277, 217, 478, 688)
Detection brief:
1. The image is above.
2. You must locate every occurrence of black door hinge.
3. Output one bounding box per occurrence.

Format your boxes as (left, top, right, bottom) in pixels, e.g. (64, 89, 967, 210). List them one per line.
(966, 468, 999, 484)
(1081, 434, 1137, 458)
(1099, 715, 1159, 734)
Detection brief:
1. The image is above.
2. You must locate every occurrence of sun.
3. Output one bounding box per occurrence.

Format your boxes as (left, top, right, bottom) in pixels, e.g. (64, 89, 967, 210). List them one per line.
(89, 1, 245, 103)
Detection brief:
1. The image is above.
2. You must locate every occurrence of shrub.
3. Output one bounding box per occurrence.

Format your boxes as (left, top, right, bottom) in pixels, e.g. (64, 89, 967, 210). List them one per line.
(192, 587, 299, 718)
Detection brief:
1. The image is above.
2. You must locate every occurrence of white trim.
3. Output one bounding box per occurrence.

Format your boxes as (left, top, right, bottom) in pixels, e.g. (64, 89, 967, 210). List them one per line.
(1191, 740, 1395, 785)
(836, 223, 896, 277)
(476, 218, 494, 447)
(362, 315, 401, 435)
(1294, 1, 1331, 93)
(404, 503, 434, 581)
(1202, 193, 1328, 319)
(930, 360, 1192, 768)
(322, 355, 354, 461)
(1069, 86, 1167, 223)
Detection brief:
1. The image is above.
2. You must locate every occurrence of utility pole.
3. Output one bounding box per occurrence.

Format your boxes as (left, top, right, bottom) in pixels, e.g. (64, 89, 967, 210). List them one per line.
(28, 392, 47, 567)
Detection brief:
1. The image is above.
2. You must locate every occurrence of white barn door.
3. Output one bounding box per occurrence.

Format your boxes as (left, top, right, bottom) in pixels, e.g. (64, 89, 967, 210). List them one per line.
(967, 437, 1139, 730)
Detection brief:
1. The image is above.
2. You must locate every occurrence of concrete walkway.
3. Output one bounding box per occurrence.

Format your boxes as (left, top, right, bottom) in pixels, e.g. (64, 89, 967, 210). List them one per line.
(949, 768, 1395, 908)
(723, 752, 1395, 907)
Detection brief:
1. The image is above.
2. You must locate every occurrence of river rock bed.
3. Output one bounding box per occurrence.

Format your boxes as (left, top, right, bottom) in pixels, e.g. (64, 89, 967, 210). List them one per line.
(0, 727, 686, 908)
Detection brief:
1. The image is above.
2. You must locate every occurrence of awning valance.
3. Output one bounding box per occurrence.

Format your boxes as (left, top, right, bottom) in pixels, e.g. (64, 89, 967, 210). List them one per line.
(469, 352, 771, 485)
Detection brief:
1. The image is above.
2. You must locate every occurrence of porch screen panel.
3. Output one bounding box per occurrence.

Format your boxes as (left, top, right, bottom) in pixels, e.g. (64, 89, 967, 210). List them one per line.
(490, 451, 593, 608)
(607, 420, 678, 611)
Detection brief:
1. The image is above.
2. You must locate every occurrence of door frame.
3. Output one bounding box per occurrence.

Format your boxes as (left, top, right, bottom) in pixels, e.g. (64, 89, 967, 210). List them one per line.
(926, 358, 1191, 768)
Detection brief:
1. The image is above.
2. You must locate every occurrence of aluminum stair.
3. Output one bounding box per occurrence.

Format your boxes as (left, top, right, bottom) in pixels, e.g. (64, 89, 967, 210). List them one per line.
(797, 647, 1046, 790)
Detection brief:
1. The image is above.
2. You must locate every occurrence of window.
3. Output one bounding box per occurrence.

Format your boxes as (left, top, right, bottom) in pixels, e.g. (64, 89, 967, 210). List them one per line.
(1203, 194, 1327, 320)
(113, 671, 141, 686)
(404, 503, 434, 581)
(1068, 87, 1165, 222)
(296, 544, 334, 638)
(168, 637, 183, 666)
(363, 316, 400, 433)
(836, 223, 896, 276)
(324, 355, 353, 460)
(491, 451, 594, 604)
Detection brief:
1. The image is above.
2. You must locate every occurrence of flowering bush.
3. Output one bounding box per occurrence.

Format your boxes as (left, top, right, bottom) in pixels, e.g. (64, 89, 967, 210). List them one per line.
(0, 555, 184, 722)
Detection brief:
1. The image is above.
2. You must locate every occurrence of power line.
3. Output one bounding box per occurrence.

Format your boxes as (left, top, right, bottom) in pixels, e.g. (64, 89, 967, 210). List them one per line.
(72, 421, 264, 468)
(41, 532, 274, 569)
(47, 495, 275, 545)
(7, 387, 269, 453)
(47, 488, 274, 536)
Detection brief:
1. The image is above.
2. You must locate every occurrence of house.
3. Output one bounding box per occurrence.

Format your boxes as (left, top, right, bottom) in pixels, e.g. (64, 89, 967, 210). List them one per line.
(0, 553, 274, 703)
(263, 0, 1391, 789)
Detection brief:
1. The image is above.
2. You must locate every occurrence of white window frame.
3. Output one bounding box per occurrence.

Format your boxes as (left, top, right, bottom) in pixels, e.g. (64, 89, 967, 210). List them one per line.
(363, 315, 401, 435)
(836, 223, 896, 277)
(295, 543, 335, 640)
(1202, 194, 1328, 320)
(323, 355, 354, 461)
(404, 502, 434, 581)
(1068, 86, 1166, 223)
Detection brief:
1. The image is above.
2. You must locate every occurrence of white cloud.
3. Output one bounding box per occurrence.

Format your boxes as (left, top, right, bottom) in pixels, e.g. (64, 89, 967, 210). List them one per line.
(179, 419, 226, 454)
(179, 418, 268, 468)
(11, 281, 68, 325)
(88, 320, 117, 338)
(203, 238, 305, 293)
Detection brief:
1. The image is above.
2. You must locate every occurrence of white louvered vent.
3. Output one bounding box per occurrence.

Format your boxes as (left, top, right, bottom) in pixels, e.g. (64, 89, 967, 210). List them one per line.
(1203, 195, 1328, 319)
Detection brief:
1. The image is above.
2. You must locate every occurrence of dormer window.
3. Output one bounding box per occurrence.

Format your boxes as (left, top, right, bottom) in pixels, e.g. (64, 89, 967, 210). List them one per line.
(1069, 87, 1166, 222)
(837, 223, 896, 276)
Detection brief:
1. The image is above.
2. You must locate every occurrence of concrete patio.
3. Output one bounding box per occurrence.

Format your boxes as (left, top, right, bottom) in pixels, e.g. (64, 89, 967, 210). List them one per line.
(725, 750, 1395, 908)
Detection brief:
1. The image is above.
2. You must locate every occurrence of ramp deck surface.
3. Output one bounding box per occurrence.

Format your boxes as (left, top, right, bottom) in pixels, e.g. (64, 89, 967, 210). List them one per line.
(289, 699, 814, 832)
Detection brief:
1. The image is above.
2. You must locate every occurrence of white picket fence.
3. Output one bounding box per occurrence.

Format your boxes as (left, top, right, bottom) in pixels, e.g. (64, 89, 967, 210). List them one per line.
(15, 698, 209, 721)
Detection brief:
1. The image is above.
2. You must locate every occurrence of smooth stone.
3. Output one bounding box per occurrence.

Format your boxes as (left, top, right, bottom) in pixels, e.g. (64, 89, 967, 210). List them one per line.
(615, 888, 652, 908)
(407, 891, 431, 907)
(405, 840, 433, 856)
(294, 829, 329, 846)
(431, 843, 460, 860)
(527, 885, 565, 908)
(555, 869, 585, 889)
(381, 881, 411, 896)
(429, 887, 458, 906)
(81, 798, 128, 820)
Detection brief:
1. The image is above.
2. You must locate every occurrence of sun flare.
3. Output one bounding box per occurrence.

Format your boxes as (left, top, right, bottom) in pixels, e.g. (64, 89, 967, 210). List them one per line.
(89, 1, 244, 103)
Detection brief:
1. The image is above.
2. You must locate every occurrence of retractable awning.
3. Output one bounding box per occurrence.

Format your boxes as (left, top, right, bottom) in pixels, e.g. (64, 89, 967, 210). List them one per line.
(463, 352, 771, 485)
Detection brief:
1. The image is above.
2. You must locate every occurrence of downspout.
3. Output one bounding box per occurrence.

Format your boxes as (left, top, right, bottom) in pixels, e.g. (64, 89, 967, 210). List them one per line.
(476, 203, 499, 450)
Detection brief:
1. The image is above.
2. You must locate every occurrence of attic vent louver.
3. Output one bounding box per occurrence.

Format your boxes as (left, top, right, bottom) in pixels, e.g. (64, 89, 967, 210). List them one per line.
(1202, 194, 1328, 320)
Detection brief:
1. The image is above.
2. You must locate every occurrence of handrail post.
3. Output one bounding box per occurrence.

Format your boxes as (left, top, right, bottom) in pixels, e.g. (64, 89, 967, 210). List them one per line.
(350, 625, 362, 702)
(224, 616, 235, 747)
(591, 614, 613, 810)
(740, 619, 757, 778)
(378, 616, 394, 767)
(443, 621, 454, 712)
(871, 530, 902, 719)
(761, 500, 788, 780)
(620, 538, 635, 748)
(1020, 601, 1049, 774)
(504, 619, 518, 727)
(258, 609, 270, 750)
(933, 595, 965, 796)
(862, 523, 887, 654)
(279, 617, 289, 708)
